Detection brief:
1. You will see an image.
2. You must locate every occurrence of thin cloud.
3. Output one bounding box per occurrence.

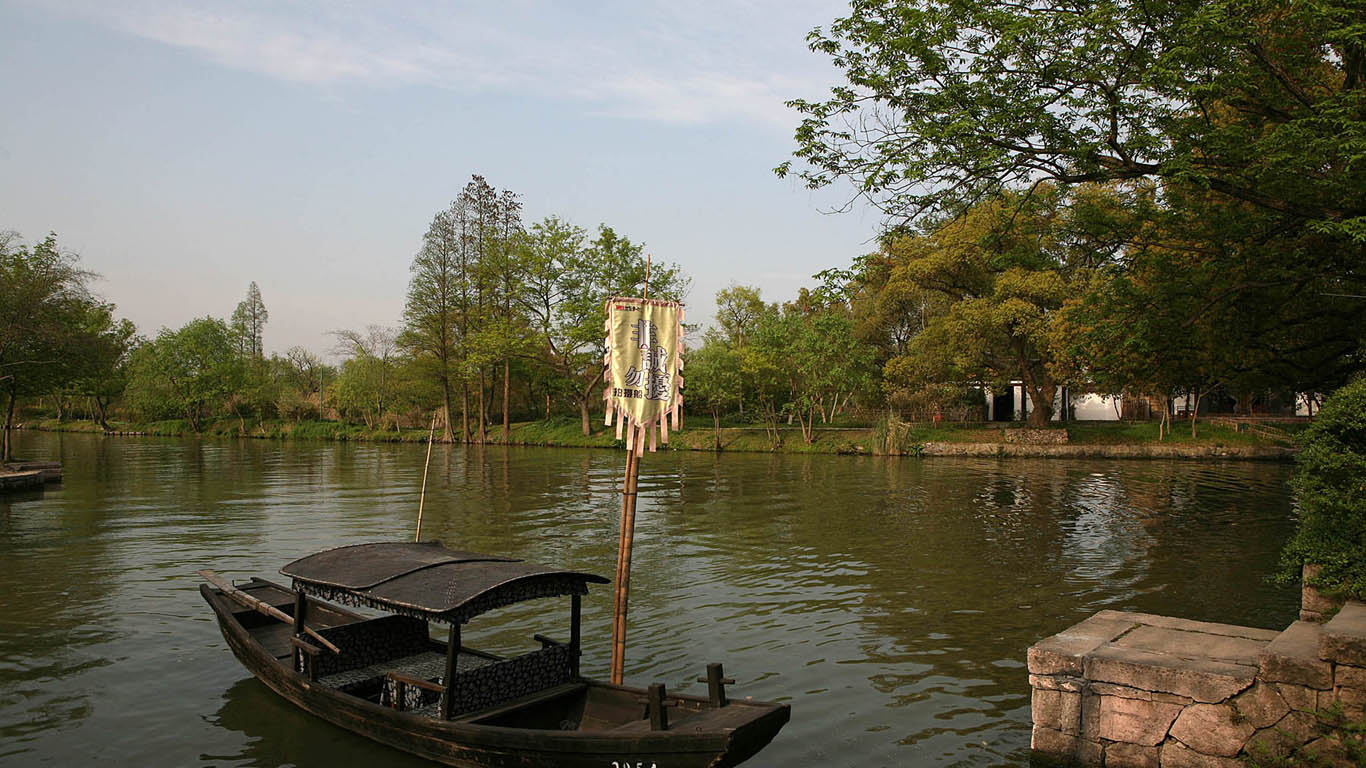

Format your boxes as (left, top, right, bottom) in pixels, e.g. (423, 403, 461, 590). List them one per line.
(31, 0, 844, 130)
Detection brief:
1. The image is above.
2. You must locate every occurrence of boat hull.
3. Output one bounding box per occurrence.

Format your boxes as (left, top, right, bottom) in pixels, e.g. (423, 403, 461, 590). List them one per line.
(201, 583, 788, 768)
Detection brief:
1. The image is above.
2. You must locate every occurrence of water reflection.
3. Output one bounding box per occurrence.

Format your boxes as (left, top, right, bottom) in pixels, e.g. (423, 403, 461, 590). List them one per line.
(0, 432, 1297, 767)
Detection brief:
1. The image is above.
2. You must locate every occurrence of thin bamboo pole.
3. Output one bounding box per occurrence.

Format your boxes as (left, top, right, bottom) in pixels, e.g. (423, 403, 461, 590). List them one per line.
(415, 413, 437, 542)
(610, 433, 640, 684)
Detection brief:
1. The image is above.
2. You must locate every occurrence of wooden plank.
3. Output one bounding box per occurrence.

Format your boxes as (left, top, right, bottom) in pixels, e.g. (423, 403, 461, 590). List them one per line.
(199, 569, 340, 653)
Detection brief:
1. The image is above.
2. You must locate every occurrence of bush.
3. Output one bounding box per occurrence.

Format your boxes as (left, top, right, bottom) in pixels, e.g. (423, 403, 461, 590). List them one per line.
(1280, 378, 1366, 599)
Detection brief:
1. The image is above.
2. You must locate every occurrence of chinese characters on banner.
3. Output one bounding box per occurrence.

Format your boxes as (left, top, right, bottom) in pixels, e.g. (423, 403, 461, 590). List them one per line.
(602, 297, 684, 454)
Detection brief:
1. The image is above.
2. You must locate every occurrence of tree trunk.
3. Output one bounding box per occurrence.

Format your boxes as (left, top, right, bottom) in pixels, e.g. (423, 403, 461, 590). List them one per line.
(94, 396, 111, 431)
(2, 386, 15, 463)
(1023, 379, 1055, 428)
(502, 358, 510, 442)
(712, 410, 721, 451)
(477, 371, 487, 444)
(579, 396, 591, 436)
(1190, 388, 1205, 438)
(460, 384, 470, 443)
(441, 381, 454, 443)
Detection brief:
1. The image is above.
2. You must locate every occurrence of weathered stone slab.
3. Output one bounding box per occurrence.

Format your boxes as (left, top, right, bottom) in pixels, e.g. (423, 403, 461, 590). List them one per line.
(1259, 621, 1332, 689)
(1245, 710, 1320, 760)
(1274, 682, 1317, 712)
(1333, 664, 1366, 719)
(1030, 673, 1086, 693)
(1094, 695, 1182, 746)
(1031, 724, 1078, 759)
(1090, 682, 1192, 705)
(1231, 683, 1289, 729)
(1085, 645, 1256, 703)
(1033, 688, 1083, 735)
(1159, 740, 1242, 768)
(1078, 738, 1104, 766)
(1300, 564, 1345, 622)
(1092, 610, 1279, 642)
(1168, 703, 1254, 757)
(1112, 624, 1268, 666)
(1104, 741, 1158, 768)
(1319, 601, 1366, 666)
(1029, 614, 1140, 676)
(1300, 735, 1356, 768)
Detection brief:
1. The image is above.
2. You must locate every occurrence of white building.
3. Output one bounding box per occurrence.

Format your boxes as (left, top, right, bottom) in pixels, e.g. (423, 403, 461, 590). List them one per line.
(984, 384, 1122, 422)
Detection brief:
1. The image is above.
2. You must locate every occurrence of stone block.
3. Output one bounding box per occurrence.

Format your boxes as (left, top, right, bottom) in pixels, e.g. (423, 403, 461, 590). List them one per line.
(1029, 614, 1140, 676)
(1244, 710, 1320, 760)
(1084, 646, 1255, 703)
(1031, 725, 1078, 761)
(1301, 565, 1345, 621)
(1031, 673, 1087, 693)
(1300, 735, 1356, 768)
(1158, 740, 1243, 768)
(1103, 741, 1158, 768)
(1169, 703, 1255, 757)
(1078, 738, 1104, 766)
(1319, 601, 1366, 666)
(1094, 695, 1182, 746)
(1034, 688, 1083, 735)
(1112, 624, 1268, 666)
(1259, 621, 1332, 689)
(1273, 683, 1317, 712)
(1331, 666, 1366, 720)
(1092, 611, 1279, 642)
(1231, 683, 1289, 729)
(1090, 682, 1191, 705)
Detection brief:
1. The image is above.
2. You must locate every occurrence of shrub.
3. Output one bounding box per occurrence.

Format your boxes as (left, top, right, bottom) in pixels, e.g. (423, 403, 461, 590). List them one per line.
(1279, 378, 1366, 599)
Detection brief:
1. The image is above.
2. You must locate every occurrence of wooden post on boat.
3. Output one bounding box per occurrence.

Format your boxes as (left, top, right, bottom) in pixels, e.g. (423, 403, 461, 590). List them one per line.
(415, 412, 436, 542)
(441, 622, 460, 720)
(570, 593, 583, 678)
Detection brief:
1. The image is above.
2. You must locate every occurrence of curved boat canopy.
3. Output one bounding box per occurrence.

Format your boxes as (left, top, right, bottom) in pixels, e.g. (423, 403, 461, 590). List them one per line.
(281, 541, 609, 625)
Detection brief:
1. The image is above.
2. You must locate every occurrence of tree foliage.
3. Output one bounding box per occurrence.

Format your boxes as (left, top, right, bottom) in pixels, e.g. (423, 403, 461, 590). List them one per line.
(780, 0, 1366, 241)
(1280, 378, 1366, 599)
(126, 317, 243, 432)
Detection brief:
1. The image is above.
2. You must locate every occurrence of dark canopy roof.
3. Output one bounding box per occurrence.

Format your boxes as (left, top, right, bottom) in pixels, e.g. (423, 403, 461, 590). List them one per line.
(281, 542, 608, 624)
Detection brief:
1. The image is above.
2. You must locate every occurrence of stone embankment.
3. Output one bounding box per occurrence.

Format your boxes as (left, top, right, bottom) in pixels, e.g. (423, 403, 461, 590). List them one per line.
(1028, 577, 1366, 766)
(925, 443, 1295, 460)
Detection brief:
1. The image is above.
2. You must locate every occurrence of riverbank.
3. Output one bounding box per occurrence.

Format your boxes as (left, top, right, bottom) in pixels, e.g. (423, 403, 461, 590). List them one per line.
(15, 416, 1300, 459)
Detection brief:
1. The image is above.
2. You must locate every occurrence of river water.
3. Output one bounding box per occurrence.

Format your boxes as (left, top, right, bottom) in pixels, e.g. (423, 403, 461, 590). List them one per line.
(0, 431, 1299, 767)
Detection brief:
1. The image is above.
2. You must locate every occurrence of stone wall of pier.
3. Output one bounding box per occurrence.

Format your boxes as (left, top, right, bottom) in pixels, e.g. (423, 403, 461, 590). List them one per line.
(1027, 581, 1366, 767)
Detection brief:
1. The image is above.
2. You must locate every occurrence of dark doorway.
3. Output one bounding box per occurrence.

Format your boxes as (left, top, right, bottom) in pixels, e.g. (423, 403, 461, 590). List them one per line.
(992, 388, 1014, 422)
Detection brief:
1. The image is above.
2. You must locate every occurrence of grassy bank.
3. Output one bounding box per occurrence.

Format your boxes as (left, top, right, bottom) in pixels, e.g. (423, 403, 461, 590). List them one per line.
(19, 415, 1300, 458)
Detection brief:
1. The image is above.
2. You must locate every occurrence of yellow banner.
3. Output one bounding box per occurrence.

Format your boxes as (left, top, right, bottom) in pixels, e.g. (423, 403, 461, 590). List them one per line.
(603, 297, 683, 452)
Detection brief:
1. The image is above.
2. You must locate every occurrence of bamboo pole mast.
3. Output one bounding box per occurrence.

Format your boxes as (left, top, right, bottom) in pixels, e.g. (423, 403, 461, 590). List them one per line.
(415, 412, 437, 542)
(609, 255, 650, 685)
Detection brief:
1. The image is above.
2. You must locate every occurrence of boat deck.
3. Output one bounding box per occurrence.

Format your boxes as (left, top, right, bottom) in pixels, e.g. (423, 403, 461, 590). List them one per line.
(232, 577, 366, 659)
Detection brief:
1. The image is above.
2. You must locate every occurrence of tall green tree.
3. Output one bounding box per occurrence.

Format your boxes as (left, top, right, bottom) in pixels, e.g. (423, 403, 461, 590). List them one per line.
(125, 317, 243, 433)
(0, 232, 118, 460)
(685, 334, 745, 450)
(714, 284, 767, 347)
(231, 281, 268, 360)
(401, 204, 464, 441)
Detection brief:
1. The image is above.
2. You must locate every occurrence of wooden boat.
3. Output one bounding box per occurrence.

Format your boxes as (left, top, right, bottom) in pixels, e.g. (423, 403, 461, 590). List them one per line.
(200, 541, 789, 767)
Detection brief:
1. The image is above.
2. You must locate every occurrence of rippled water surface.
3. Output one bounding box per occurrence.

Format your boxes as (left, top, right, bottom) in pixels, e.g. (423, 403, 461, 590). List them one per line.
(0, 431, 1299, 766)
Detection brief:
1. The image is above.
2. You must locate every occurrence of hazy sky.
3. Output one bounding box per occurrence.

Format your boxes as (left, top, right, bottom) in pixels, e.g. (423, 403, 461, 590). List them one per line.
(1, 0, 879, 355)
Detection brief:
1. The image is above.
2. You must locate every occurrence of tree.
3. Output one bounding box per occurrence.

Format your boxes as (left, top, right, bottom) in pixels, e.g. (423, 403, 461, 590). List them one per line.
(714, 284, 767, 347)
(125, 317, 243, 433)
(780, 0, 1365, 240)
(401, 204, 464, 441)
(881, 186, 1129, 426)
(519, 219, 687, 435)
(331, 325, 400, 429)
(231, 281, 268, 360)
(0, 232, 115, 460)
(684, 335, 744, 450)
(1279, 378, 1366, 600)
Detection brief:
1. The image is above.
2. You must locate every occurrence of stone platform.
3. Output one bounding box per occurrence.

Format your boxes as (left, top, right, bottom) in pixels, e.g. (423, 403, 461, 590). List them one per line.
(0, 461, 61, 493)
(1028, 603, 1366, 767)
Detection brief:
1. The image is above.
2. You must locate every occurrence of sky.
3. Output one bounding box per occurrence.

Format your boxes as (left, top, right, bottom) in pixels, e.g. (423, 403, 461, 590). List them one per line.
(1, 0, 880, 356)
